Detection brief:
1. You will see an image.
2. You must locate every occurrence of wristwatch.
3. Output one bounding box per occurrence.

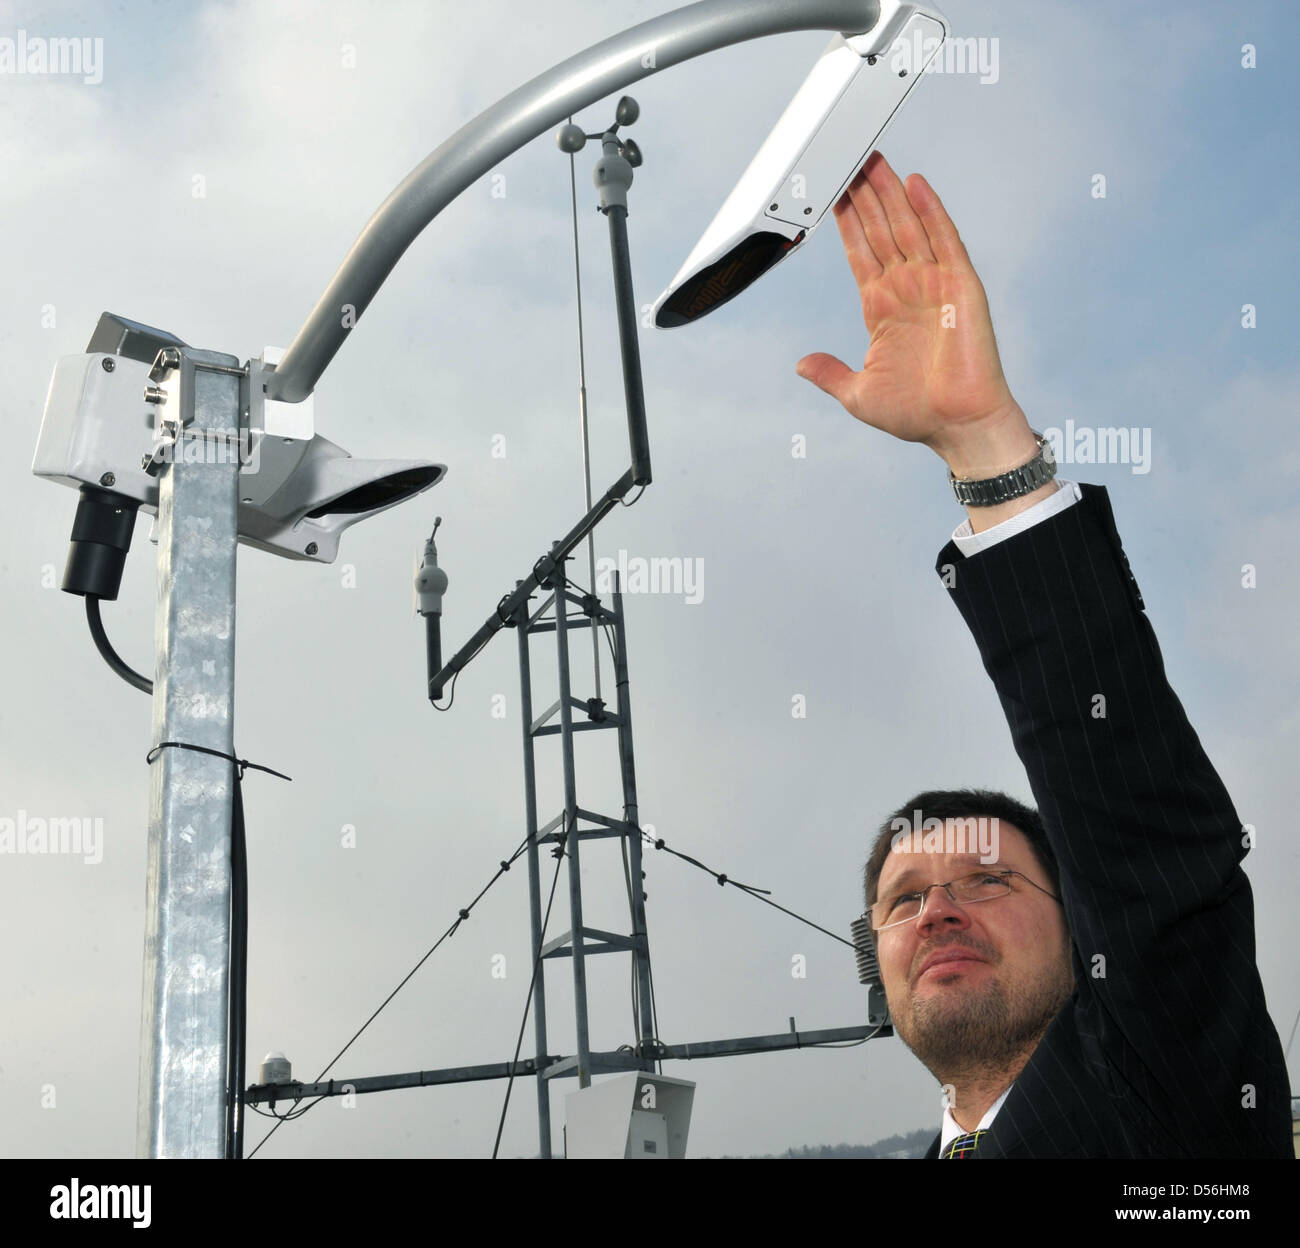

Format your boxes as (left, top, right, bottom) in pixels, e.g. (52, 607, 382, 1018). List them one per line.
(948, 431, 1057, 507)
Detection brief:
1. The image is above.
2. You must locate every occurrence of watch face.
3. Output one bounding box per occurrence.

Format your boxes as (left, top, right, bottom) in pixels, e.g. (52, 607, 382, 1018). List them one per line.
(1041, 439, 1056, 467)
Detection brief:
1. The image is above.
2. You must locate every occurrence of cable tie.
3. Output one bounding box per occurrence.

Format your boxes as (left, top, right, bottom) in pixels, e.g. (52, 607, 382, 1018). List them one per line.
(717, 873, 727, 886)
(459, 908, 470, 921)
(146, 740, 292, 782)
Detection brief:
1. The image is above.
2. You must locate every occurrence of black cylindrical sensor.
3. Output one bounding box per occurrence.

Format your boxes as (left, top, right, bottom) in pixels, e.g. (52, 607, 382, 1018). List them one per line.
(62, 485, 141, 600)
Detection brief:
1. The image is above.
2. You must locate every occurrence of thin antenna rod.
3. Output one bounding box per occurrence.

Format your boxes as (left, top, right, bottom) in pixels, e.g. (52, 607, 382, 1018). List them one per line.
(568, 116, 602, 702)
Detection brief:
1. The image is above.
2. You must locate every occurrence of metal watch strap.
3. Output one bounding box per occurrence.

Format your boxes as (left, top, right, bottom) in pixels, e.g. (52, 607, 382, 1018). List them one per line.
(949, 432, 1057, 507)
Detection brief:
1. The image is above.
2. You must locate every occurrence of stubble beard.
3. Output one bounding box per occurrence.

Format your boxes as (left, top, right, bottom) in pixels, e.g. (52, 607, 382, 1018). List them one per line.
(890, 952, 1074, 1085)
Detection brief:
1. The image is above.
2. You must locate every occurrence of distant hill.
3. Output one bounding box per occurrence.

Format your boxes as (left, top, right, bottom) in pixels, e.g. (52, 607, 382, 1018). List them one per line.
(714, 1127, 934, 1159)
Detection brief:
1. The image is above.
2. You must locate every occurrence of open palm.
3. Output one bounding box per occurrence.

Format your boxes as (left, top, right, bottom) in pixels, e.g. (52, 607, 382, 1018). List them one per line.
(797, 152, 1023, 466)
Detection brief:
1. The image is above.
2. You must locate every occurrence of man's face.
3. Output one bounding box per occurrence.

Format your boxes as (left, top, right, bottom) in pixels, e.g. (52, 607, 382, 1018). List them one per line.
(873, 821, 1073, 1079)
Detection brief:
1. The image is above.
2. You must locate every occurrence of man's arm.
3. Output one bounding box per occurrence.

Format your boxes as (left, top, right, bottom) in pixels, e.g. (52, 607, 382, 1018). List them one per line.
(797, 152, 1291, 1155)
(938, 484, 1290, 1155)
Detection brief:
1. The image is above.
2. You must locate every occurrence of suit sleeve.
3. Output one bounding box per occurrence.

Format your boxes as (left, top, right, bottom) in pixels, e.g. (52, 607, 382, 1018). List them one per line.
(936, 483, 1291, 1156)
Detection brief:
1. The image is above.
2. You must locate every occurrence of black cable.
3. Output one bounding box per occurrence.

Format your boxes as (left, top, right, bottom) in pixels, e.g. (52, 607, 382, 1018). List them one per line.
(431, 630, 494, 711)
(315, 843, 526, 1078)
(806, 1025, 886, 1049)
(248, 1099, 323, 1122)
(643, 831, 856, 951)
(620, 835, 639, 1039)
(431, 667, 460, 711)
(603, 624, 619, 672)
(619, 484, 646, 508)
(85, 596, 152, 694)
(646, 946, 663, 1076)
(247, 834, 531, 1158)
(493, 831, 567, 1158)
(227, 776, 248, 1158)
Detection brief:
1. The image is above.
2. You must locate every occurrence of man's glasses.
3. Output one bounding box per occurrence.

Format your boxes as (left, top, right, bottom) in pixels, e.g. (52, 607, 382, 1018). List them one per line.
(868, 868, 1059, 931)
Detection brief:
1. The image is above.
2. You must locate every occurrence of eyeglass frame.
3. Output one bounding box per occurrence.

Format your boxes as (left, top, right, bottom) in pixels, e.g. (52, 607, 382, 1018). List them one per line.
(865, 867, 1061, 932)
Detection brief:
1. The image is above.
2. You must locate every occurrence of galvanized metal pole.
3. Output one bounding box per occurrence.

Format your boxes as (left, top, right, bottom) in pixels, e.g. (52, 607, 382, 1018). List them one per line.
(515, 594, 553, 1158)
(602, 195, 652, 488)
(551, 575, 593, 1088)
(137, 348, 244, 1158)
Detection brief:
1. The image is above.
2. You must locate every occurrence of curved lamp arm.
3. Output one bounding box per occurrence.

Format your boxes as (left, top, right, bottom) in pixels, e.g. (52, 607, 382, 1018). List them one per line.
(266, 0, 881, 403)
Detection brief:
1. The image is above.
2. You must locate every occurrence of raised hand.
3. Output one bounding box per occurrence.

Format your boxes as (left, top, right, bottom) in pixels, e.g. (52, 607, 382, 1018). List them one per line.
(796, 151, 1036, 482)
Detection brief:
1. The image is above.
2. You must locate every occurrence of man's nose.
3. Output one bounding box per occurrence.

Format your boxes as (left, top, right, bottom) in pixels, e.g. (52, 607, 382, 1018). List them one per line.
(914, 883, 972, 932)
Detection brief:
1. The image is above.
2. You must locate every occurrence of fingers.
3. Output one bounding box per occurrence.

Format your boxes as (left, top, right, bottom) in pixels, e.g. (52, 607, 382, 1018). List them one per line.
(831, 186, 884, 286)
(863, 151, 936, 264)
(903, 171, 971, 270)
(845, 157, 906, 269)
(835, 152, 971, 273)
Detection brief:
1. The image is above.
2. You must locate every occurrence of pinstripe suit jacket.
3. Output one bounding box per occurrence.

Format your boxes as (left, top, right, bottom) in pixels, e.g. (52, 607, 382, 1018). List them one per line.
(921, 484, 1291, 1159)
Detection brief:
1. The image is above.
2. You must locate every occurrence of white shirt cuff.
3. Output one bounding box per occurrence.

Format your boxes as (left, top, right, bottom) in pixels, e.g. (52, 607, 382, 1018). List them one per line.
(951, 479, 1082, 557)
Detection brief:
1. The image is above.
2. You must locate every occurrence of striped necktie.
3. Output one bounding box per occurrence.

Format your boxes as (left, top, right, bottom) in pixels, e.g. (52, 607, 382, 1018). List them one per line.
(942, 1129, 986, 1158)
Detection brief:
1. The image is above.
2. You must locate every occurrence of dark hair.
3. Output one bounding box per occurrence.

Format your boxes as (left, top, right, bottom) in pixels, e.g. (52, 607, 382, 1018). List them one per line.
(863, 788, 1060, 911)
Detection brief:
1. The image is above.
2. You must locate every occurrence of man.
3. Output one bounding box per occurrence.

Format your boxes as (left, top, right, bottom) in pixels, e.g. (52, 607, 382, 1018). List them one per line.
(865, 789, 1076, 1157)
(796, 151, 1291, 1158)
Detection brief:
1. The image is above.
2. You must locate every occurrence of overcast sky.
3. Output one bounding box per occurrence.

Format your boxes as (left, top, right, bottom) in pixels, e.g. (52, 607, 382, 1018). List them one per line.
(1, 0, 1296, 1159)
